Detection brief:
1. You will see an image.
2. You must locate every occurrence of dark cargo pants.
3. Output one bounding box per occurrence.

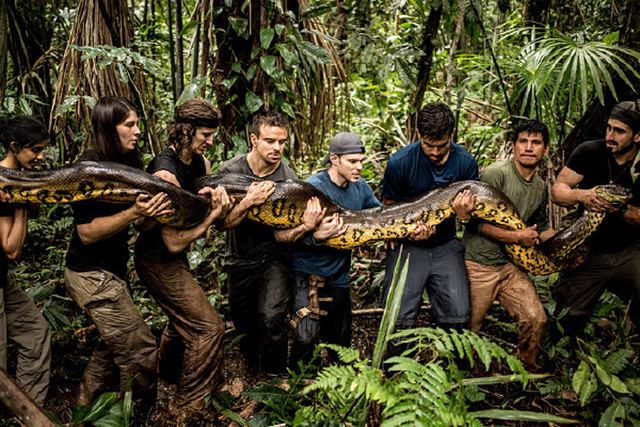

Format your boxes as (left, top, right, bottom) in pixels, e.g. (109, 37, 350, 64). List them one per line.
(135, 258, 224, 409)
(0, 275, 51, 406)
(65, 268, 157, 405)
(553, 242, 640, 337)
(227, 258, 291, 375)
(289, 272, 352, 368)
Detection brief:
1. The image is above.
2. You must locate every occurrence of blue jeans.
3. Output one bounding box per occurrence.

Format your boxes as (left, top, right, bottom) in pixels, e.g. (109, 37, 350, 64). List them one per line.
(382, 239, 470, 328)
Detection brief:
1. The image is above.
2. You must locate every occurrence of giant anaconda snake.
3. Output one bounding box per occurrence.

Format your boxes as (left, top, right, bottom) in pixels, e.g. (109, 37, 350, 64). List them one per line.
(0, 161, 631, 276)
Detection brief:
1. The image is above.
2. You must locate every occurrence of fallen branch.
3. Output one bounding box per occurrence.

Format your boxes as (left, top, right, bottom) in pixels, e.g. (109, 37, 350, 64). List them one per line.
(0, 368, 56, 427)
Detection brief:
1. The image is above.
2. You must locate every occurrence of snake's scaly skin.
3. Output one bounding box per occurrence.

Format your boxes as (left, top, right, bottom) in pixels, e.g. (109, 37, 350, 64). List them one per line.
(0, 162, 630, 275)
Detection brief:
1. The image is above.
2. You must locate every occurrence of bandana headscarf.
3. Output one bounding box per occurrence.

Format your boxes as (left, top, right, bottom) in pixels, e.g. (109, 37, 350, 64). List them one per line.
(610, 101, 640, 134)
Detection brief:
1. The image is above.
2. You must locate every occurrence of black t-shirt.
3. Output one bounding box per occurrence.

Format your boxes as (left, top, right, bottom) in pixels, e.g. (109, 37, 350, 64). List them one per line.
(565, 139, 640, 253)
(218, 155, 298, 267)
(65, 152, 133, 279)
(134, 148, 206, 263)
(0, 203, 15, 287)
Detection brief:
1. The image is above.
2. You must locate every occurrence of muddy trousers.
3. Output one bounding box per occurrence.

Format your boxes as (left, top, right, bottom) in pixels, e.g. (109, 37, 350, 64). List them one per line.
(0, 275, 51, 406)
(227, 259, 291, 375)
(553, 243, 640, 338)
(135, 258, 224, 409)
(465, 261, 546, 368)
(65, 269, 158, 406)
(289, 273, 351, 368)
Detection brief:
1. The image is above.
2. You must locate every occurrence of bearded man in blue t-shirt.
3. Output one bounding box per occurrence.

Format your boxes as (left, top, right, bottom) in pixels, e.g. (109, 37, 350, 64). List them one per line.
(290, 132, 382, 368)
(381, 103, 478, 335)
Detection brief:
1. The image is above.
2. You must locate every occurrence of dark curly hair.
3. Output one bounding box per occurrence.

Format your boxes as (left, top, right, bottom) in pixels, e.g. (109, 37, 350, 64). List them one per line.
(0, 116, 48, 151)
(168, 99, 220, 154)
(416, 103, 455, 141)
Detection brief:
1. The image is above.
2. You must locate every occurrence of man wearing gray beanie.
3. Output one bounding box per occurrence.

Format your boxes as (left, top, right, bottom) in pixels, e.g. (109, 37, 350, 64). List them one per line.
(551, 100, 640, 338)
(289, 132, 382, 368)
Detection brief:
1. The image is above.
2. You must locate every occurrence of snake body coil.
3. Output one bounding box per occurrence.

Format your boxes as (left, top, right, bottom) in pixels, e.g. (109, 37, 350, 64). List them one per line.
(0, 161, 211, 228)
(0, 162, 630, 276)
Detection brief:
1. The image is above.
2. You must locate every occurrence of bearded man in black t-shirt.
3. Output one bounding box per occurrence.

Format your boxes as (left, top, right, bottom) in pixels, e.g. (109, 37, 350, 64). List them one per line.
(551, 101, 640, 337)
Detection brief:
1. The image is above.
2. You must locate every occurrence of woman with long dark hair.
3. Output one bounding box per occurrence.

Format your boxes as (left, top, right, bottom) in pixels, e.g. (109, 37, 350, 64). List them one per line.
(64, 97, 170, 406)
(0, 115, 51, 406)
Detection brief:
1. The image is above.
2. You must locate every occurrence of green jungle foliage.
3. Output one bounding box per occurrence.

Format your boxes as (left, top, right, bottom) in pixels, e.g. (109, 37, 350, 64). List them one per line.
(1, 0, 639, 425)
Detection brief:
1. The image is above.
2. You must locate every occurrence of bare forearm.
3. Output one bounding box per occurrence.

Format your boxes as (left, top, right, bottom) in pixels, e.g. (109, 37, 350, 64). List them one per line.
(275, 224, 312, 243)
(77, 208, 140, 245)
(2, 209, 28, 259)
(624, 205, 640, 227)
(551, 182, 587, 207)
(480, 223, 521, 244)
(161, 212, 218, 253)
(538, 227, 556, 242)
(219, 201, 252, 230)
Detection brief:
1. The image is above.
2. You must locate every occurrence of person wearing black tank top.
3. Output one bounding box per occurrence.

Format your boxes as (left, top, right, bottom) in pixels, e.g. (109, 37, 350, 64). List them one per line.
(0, 116, 51, 406)
(64, 97, 172, 407)
(551, 101, 640, 338)
(134, 99, 232, 420)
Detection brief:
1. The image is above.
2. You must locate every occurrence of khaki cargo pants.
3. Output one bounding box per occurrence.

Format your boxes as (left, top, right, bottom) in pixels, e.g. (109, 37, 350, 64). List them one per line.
(0, 275, 51, 406)
(65, 268, 158, 404)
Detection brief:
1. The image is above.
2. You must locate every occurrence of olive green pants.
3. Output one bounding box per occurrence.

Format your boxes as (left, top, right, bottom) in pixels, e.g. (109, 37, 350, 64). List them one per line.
(465, 260, 546, 368)
(0, 275, 51, 406)
(65, 268, 158, 405)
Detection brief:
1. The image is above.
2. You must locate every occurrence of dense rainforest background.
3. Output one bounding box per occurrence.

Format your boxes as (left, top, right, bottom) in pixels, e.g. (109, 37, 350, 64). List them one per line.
(1, 0, 640, 425)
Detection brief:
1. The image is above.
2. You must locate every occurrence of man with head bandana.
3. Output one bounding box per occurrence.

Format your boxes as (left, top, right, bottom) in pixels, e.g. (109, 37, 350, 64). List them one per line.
(551, 101, 640, 337)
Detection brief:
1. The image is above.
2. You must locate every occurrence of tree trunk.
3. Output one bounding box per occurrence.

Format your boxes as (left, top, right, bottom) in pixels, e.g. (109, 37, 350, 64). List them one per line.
(406, 4, 443, 144)
(444, 0, 466, 104)
(523, 0, 550, 25)
(0, 368, 56, 427)
(4, 0, 53, 121)
(176, 0, 184, 99)
(50, 0, 159, 161)
(167, 0, 177, 103)
(0, 0, 7, 101)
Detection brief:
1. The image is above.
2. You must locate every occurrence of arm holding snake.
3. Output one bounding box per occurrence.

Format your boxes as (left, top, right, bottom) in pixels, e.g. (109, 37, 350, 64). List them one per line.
(77, 192, 171, 245)
(219, 180, 275, 231)
(274, 197, 325, 243)
(154, 166, 232, 254)
(552, 166, 615, 212)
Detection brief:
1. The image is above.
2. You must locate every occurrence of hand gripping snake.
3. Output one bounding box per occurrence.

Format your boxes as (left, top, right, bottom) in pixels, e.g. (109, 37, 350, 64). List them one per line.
(0, 161, 631, 276)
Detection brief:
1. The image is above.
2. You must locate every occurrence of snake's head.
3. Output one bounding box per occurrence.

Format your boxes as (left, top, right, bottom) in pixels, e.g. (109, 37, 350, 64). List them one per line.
(595, 184, 633, 208)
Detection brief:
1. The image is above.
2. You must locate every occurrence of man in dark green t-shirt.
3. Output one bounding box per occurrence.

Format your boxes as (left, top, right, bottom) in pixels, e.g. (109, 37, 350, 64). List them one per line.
(462, 120, 555, 369)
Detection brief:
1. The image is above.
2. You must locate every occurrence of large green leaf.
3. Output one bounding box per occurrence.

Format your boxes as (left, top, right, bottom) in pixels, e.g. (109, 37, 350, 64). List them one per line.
(295, 40, 332, 65)
(599, 401, 625, 427)
(81, 392, 117, 422)
(573, 360, 597, 406)
(260, 28, 275, 49)
(244, 91, 264, 114)
(260, 55, 279, 78)
(228, 16, 248, 37)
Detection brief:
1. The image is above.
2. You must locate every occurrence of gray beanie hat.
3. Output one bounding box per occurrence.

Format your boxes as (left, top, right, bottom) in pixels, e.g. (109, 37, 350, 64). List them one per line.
(321, 132, 365, 166)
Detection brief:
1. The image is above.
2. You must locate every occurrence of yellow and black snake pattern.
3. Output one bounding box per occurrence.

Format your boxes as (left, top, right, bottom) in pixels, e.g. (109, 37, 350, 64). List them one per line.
(0, 161, 631, 276)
